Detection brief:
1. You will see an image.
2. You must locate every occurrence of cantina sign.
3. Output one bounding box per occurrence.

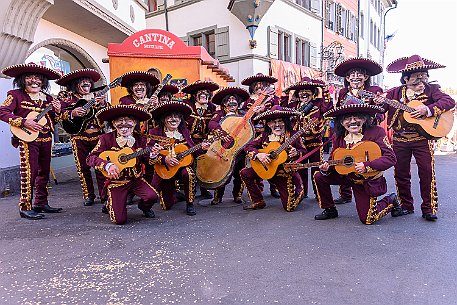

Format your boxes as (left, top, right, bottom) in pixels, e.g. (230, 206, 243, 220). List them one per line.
(132, 32, 176, 50)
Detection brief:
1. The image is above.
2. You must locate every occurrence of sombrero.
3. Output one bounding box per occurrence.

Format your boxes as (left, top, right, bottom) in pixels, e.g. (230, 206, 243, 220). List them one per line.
(211, 86, 250, 105)
(56, 68, 101, 86)
(2, 63, 61, 80)
(120, 71, 160, 87)
(241, 73, 278, 86)
(149, 101, 193, 119)
(334, 57, 383, 77)
(284, 76, 323, 93)
(386, 54, 445, 73)
(96, 104, 151, 122)
(181, 80, 220, 94)
(253, 105, 300, 121)
(324, 97, 384, 118)
(151, 84, 180, 95)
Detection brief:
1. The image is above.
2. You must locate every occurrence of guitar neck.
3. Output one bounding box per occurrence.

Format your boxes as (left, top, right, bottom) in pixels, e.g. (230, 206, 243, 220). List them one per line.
(35, 103, 54, 121)
(82, 82, 114, 111)
(231, 93, 271, 137)
(125, 146, 152, 161)
(273, 129, 305, 156)
(176, 133, 222, 160)
(360, 90, 415, 113)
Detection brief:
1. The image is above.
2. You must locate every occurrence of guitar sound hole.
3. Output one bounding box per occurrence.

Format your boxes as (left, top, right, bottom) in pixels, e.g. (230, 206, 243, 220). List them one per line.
(343, 156, 354, 166)
(119, 155, 127, 164)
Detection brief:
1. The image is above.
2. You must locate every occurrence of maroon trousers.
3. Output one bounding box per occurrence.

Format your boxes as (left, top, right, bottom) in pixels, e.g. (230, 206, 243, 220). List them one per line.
(299, 145, 322, 198)
(314, 171, 394, 224)
(70, 136, 105, 200)
(151, 166, 196, 210)
(106, 178, 158, 225)
(18, 139, 52, 210)
(214, 154, 245, 200)
(240, 167, 303, 212)
(393, 139, 437, 215)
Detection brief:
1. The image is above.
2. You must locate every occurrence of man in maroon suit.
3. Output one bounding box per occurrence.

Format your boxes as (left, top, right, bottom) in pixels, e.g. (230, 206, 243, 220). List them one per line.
(148, 101, 210, 216)
(282, 77, 333, 199)
(241, 106, 305, 212)
(87, 105, 160, 225)
(374, 54, 456, 221)
(313, 99, 402, 224)
(208, 86, 250, 205)
(57, 69, 107, 206)
(332, 58, 384, 205)
(181, 80, 219, 199)
(118, 71, 159, 106)
(0, 63, 63, 219)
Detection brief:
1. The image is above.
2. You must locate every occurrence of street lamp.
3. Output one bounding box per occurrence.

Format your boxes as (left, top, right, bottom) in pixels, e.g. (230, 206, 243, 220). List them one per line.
(320, 41, 344, 83)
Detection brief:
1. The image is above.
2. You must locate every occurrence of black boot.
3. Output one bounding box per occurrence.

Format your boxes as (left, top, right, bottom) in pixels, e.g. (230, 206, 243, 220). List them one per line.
(201, 189, 213, 199)
(186, 203, 196, 216)
(142, 209, 155, 218)
(84, 198, 94, 206)
(19, 210, 45, 220)
(389, 193, 404, 217)
(314, 207, 338, 220)
(422, 213, 438, 221)
(334, 197, 351, 204)
(270, 185, 280, 198)
(126, 193, 135, 205)
(33, 204, 63, 213)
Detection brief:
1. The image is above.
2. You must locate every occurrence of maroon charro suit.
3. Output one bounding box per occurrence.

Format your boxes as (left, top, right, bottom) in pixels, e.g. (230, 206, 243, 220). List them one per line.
(383, 84, 455, 215)
(119, 95, 137, 105)
(86, 131, 158, 224)
(289, 90, 333, 198)
(336, 85, 384, 201)
(314, 126, 397, 224)
(148, 126, 198, 210)
(58, 91, 106, 202)
(183, 99, 217, 145)
(241, 131, 305, 211)
(0, 89, 61, 211)
(241, 95, 279, 112)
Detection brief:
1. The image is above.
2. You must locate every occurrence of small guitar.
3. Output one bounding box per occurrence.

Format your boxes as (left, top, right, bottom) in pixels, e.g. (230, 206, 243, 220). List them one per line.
(250, 118, 318, 180)
(62, 76, 123, 135)
(10, 102, 54, 142)
(283, 141, 381, 178)
(359, 89, 454, 139)
(143, 74, 172, 112)
(155, 130, 227, 179)
(99, 141, 173, 178)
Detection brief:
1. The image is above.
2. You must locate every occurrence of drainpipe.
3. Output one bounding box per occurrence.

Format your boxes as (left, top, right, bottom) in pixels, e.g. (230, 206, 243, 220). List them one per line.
(320, 0, 325, 74)
(357, 0, 360, 57)
(164, 0, 169, 31)
(382, 0, 398, 65)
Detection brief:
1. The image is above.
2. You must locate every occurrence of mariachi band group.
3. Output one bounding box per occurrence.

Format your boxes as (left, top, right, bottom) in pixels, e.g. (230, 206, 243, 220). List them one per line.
(0, 54, 455, 225)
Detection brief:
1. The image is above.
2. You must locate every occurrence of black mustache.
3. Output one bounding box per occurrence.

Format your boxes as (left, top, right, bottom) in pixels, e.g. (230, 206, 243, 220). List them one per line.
(116, 124, 135, 129)
(412, 80, 427, 85)
(349, 122, 362, 127)
(26, 81, 41, 86)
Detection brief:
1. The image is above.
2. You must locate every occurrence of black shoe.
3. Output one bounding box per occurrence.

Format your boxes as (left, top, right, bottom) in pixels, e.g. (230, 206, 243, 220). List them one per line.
(389, 193, 403, 217)
(201, 190, 213, 199)
(101, 205, 108, 214)
(314, 207, 338, 220)
(84, 198, 95, 206)
(401, 209, 414, 215)
(334, 197, 351, 204)
(422, 213, 438, 221)
(19, 210, 45, 220)
(175, 191, 186, 202)
(233, 196, 242, 204)
(211, 198, 222, 205)
(270, 190, 281, 198)
(33, 204, 63, 213)
(142, 210, 155, 218)
(186, 204, 196, 216)
(126, 194, 135, 205)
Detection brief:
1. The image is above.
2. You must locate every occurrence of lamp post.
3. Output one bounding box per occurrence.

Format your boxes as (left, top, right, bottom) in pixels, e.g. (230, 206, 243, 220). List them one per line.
(320, 41, 344, 84)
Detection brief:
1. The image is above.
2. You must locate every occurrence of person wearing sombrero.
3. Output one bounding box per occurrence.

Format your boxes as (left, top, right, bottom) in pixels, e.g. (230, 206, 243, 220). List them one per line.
(0, 63, 63, 219)
(118, 71, 159, 106)
(182, 80, 219, 199)
(241, 106, 305, 212)
(313, 99, 403, 224)
(282, 77, 333, 199)
(332, 57, 384, 205)
(148, 101, 210, 216)
(56, 68, 108, 207)
(86, 105, 161, 224)
(207, 86, 250, 205)
(373, 55, 455, 221)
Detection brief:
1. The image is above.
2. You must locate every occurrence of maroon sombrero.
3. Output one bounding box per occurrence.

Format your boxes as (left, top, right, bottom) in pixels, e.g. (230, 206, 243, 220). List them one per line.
(241, 73, 277, 86)
(334, 57, 383, 77)
(324, 97, 383, 118)
(253, 105, 300, 121)
(181, 80, 220, 94)
(386, 54, 445, 73)
(2, 63, 61, 80)
(120, 71, 160, 87)
(151, 84, 179, 95)
(284, 76, 323, 93)
(149, 101, 193, 119)
(96, 104, 151, 122)
(56, 68, 101, 86)
(211, 86, 250, 105)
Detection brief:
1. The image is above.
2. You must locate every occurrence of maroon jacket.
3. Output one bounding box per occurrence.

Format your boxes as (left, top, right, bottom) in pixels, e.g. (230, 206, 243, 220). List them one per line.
(383, 83, 455, 141)
(183, 99, 217, 144)
(87, 131, 150, 181)
(338, 86, 384, 123)
(58, 91, 104, 137)
(119, 95, 137, 105)
(0, 89, 59, 140)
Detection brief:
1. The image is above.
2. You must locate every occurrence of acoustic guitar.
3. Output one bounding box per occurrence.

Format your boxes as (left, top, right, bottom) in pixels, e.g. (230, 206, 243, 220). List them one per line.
(283, 141, 381, 178)
(99, 141, 173, 178)
(250, 118, 318, 180)
(62, 76, 123, 135)
(155, 130, 226, 180)
(359, 89, 454, 139)
(143, 74, 172, 112)
(195, 88, 275, 189)
(10, 102, 54, 142)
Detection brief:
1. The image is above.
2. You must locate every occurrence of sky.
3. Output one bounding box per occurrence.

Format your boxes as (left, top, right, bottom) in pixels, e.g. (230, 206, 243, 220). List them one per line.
(382, 0, 457, 89)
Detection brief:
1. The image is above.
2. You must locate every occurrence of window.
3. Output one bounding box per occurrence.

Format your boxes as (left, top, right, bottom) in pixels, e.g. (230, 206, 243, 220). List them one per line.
(296, 38, 310, 66)
(193, 35, 202, 47)
(370, 20, 373, 44)
(145, 0, 158, 12)
(360, 12, 364, 38)
(296, 0, 311, 10)
(327, 1, 335, 31)
(377, 28, 381, 50)
(191, 31, 215, 57)
(277, 30, 292, 62)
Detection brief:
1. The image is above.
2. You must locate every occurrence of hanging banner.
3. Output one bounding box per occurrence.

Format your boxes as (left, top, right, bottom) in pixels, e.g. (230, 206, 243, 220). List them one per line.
(270, 59, 321, 96)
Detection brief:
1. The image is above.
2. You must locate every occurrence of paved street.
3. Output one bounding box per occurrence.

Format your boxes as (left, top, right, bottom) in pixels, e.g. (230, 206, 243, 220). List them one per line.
(1, 153, 457, 305)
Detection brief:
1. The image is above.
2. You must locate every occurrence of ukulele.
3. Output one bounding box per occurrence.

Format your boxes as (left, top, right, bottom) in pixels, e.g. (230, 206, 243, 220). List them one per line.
(250, 118, 318, 180)
(283, 141, 381, 178)
(10, 102, 54, 142)
(359, 89, 454, 139)
(62, 76, 123, 134)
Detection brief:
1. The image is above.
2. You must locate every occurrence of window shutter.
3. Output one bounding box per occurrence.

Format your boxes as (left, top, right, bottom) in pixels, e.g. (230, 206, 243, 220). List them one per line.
(336, 4, 342, 34)
(310, 42, 318, 69)
(268, 26, 279, 59)
(311, 0, 321, 15)
(180, 35, 189, 46)
(215, 26, 230, 60)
